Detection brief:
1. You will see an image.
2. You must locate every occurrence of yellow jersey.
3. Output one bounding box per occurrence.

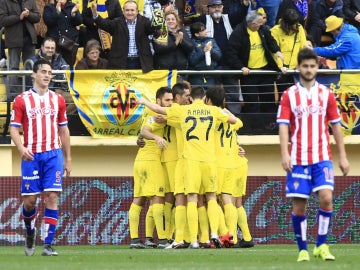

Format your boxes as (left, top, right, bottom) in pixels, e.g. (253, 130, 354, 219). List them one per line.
(135, 108, 165, 161)
(215, 119, 243, 168)
(166, 100, 230, 162)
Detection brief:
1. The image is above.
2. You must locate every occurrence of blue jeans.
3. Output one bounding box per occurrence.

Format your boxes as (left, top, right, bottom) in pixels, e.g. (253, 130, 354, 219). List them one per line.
(259, 0, 281, 28)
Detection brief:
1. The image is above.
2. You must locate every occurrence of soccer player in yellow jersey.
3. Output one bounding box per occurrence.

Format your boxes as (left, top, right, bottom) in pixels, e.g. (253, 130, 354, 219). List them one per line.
(138, 86, 238, 248)
(129, 87, 173, 249)
(141, 83, 191, 247)
(204, 87, 243, 247)
(164, 83, 191, 249)
(232, 145, 254, 248)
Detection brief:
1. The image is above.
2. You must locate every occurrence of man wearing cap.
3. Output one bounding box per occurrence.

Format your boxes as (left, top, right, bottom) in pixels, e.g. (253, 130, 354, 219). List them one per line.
(313, 15, 360, 69)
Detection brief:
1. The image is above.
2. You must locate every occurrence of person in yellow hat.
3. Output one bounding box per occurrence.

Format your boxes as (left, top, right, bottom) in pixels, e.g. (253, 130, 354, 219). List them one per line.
(313, 15, 360, 69)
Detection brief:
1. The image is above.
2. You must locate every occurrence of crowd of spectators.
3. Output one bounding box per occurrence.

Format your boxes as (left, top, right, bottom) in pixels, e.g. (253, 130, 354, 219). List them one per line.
(1, 0, 360, 131)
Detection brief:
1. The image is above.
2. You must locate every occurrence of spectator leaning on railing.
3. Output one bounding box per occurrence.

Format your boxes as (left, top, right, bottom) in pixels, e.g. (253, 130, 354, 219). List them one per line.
(313, 15, 360, 69)
(226, 10, 283, 131)
(271, 8, 307, 99)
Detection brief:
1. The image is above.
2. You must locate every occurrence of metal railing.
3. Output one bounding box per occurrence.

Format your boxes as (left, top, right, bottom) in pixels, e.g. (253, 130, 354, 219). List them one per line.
(1, 68, 359, 141)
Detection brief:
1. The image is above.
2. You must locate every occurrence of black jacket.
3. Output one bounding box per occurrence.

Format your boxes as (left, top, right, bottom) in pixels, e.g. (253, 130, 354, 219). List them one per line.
(81, 0, 123, 43)
(225, 22, 280, 71)
(344, 0, 360, 29)
(153, 29, 194, 70)
(43, 2, 83, 42)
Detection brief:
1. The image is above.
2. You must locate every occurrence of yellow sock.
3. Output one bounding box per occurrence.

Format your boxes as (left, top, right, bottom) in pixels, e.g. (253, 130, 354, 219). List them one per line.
(224, 203, 238, 242)
(164, 202, 173, 239)
(152, 203, 166, 240)
(217, 204, 228, 236)
(198, 206, 209, 243)
(174, 205, 186, 243)
(207, 199, 219, 235)
(187, 201, 198, 243)
(237, 206, 252, 241)
(170, 206, 176, 239)
(145, 205, 154, 238)
(129, 203, 143, 239)
(183, 207, 191, 243)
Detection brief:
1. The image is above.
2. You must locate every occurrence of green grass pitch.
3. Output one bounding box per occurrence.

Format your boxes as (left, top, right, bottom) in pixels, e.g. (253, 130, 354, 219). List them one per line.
(0, 244, 358, 270)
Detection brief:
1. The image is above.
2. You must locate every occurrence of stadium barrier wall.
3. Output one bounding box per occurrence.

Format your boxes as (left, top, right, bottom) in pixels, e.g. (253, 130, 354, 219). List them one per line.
(1, 176, 359, 246)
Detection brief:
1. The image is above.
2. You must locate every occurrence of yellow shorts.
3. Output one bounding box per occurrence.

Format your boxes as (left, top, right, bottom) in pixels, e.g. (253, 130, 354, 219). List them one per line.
(174, 158, 185, 195)
(163, 160, 177, 193)
(184, 159, 217, 194)
(217, 167, 236, 195)
(133, 160, 165, 198)
(233, 157, 248, 198)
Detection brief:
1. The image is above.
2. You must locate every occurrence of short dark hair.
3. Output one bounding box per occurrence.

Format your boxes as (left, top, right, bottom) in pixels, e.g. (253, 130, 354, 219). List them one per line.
(172, 82, 189, 98)
(205, 87, 225, 108)
(297, 48, 319, 65)
(156, 86, 172, 99)
(190, 22, 206, 37)
(42, 37, 57, 46)
(190, 86, 205, 99)
(33, 59, 52, 73)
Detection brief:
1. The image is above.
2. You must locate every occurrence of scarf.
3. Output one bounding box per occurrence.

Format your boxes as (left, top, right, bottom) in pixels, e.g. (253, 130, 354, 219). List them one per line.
(88, 0, 112, 50)
(295, 0, 308, 18)
(184, 0, 198, 18)
(206, 14, 233, 39)
(152, 7, 168, 45)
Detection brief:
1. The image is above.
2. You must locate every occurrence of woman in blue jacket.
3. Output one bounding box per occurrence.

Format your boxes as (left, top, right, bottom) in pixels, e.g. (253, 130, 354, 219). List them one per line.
(188, 22, 222, 88)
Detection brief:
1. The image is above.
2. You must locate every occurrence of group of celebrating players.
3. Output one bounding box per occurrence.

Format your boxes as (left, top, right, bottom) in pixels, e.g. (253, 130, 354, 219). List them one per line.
(128, 82, 254, 249)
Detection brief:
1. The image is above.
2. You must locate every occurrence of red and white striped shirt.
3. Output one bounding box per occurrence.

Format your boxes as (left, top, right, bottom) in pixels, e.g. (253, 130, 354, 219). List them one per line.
(10, 89, 68, 153)
(277, 81, 341, 165)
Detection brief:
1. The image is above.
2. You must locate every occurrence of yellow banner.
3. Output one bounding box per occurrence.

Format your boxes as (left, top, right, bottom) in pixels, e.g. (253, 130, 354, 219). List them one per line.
(66, 70, 177, 138)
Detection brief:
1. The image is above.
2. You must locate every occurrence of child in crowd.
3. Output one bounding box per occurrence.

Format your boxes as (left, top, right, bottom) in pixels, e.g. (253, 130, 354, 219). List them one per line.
(188, 22, 222, 88)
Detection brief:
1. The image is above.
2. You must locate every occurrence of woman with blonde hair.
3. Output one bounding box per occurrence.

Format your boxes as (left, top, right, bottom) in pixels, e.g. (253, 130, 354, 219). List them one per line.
(152, 9, 193, 72)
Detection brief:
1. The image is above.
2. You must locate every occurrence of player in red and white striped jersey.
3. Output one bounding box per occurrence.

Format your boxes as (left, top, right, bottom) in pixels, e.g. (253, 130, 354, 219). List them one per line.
(10, 59, 71, 256)
(277, 48, 349, 262)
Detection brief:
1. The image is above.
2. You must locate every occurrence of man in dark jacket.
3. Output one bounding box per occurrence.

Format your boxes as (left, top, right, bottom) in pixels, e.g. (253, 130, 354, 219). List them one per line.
(25, 37, 69, 91)
(343, 0, 360, 31)
(81, 0, 122, 59)
(0, 0, 40, 100)
(91, 0, 156, 73)
(312, 0, 344, 45)
(226, 10, 283, 131)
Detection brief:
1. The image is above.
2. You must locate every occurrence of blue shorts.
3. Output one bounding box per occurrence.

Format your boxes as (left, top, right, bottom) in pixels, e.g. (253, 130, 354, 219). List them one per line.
(21, 149, 64, 195)
(286, 161, 334, 199)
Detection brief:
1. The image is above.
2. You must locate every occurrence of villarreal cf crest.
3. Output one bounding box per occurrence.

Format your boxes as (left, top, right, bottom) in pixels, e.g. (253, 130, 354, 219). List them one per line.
(102, 72, 143, 126)
(67, 69, 177, 138)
